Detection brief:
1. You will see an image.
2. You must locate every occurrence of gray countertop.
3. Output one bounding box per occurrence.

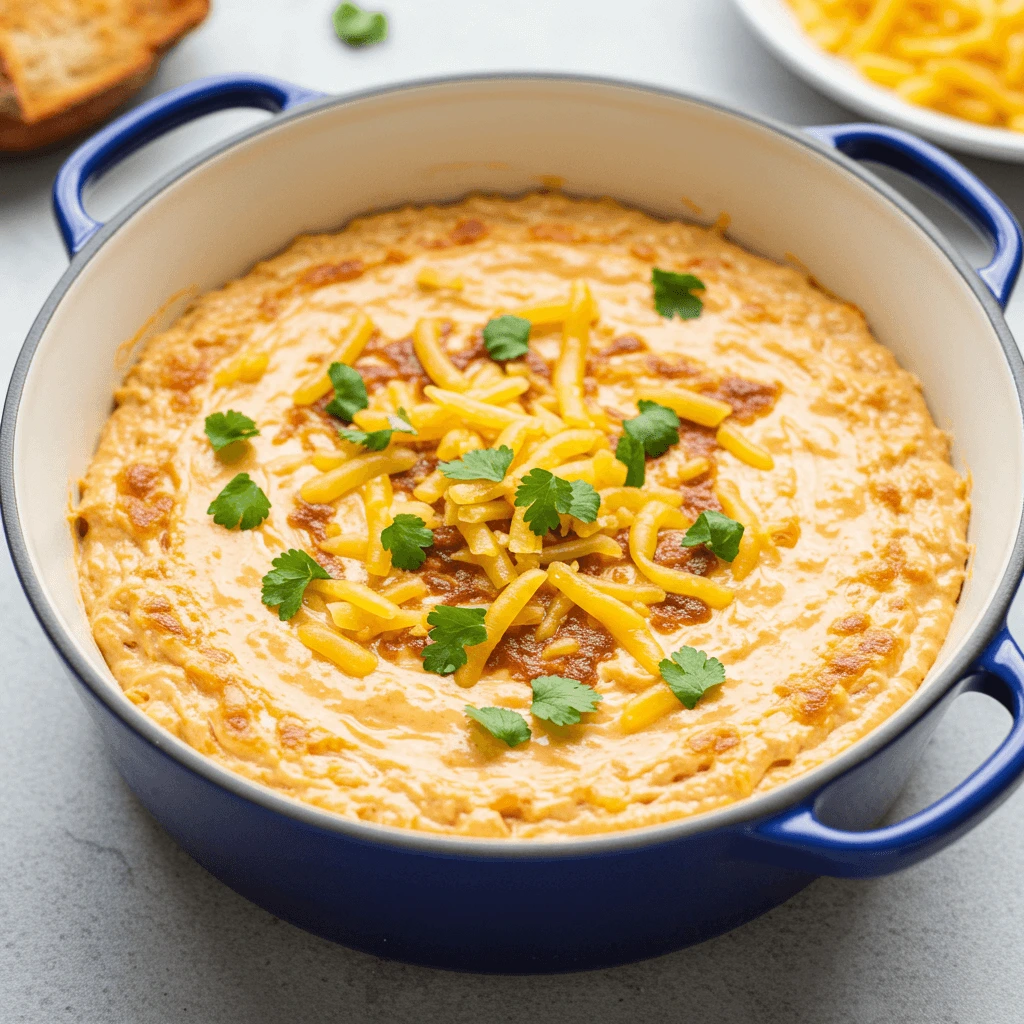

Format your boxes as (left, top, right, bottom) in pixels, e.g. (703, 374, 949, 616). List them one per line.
(2, 2, 1023, 1021)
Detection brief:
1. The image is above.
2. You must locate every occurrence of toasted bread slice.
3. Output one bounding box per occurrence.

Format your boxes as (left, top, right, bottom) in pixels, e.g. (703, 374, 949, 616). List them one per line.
(0, 0, 209, 151)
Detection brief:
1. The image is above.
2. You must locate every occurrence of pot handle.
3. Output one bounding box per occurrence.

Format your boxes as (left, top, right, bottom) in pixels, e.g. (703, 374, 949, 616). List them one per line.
(806, 122, 1022, 308)
(53, 73, 326, 257)
(746, 628, 1024, 877)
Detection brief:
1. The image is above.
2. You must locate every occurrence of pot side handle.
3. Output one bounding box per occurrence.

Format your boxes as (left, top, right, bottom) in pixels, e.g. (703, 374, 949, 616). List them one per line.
(53, 74, 326, 257)
(747, 629, 1024, 877)
(806, 122, 1022, 308)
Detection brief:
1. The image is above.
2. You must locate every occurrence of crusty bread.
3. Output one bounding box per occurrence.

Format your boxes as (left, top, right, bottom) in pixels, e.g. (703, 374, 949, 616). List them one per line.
(0, 0, 209, 151)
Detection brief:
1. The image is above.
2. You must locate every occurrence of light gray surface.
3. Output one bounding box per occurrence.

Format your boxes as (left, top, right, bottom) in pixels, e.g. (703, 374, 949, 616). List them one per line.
(2, 2, 1023, 1021)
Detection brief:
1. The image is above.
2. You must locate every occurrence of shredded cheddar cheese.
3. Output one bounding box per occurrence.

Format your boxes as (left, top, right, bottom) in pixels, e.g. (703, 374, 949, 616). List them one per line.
(553, 280, 596, 428)
(292, 313, 375, 405)
(787, 0, 1024, 131)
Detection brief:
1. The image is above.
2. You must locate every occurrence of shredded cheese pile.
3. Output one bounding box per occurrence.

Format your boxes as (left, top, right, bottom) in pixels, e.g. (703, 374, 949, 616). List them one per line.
(789, 0, 1024, 130)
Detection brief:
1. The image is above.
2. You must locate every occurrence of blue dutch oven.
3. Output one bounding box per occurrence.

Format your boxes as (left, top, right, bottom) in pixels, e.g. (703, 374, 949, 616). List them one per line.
(4, 73, 1024, 972)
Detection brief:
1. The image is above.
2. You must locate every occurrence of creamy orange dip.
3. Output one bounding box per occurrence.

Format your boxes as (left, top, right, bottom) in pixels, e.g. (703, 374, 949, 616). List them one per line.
(73, 193, 970, 838)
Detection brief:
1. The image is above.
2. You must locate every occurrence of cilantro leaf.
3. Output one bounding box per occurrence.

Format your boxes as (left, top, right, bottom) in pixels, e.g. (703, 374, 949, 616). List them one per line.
(565, 479, 600, 523)
(332, 2, 387, 46)
(381, 513, 434, 570)
(207, 473, 271, 531)
(615, 432, 646, 488)
(438, 445, 514, 482)
(623, 400, 680, 458)
(482, 315, 531, 361)
(465, 706, 531, 747)
(421, 605, 487, 675)
(261, 549, 331, 621)
(339, 427, 392, 451)
(513, 469, 600, 536)
(339, 407, 416, 450)
(514, 469, 569, 535)
(325, 363, 369, 421)
(204, 410, 259, 452)
(681, 510, 745, 562)
(530, 675, 603, 726)
(614, 401, 679, 487)
(659, 646, 726, 710)
(652, 268, 706, 320)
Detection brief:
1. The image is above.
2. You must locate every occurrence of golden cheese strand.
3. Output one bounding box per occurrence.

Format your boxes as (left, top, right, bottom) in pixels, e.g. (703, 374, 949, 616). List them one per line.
(628, 501, 735, 609)
(300, 448, 417, 504)
(546, 562, 663, 676)
(297, 622, 377, 677)
(454, 569, 548, 687)
(553, 280, 595, 428)
(292, 312, 374, 405)
(413, 318, 469, 391)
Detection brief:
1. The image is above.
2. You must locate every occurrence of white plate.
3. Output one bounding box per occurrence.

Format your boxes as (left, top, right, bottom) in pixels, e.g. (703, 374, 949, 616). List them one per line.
(732, 0, 1024, 163)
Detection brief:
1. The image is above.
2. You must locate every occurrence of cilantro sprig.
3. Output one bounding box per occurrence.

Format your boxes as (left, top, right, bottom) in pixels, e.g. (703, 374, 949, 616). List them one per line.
(513, 469, 600, 536)
(530, 676, 602, 726)
(205, 410, 259, 452)
(207, 473, 271, 531)
(422, 605, 487, 675)
(464, 675, 603, 744)
(615, 433, 646, 488)
(338, 428, 391, 451)
(563, 479, 600, 522)
(465, 706, 531, 747)
(482, 315, 531, 361)
(381, 513, 434, 570)
(325, 363, 369, 421)
(623, 400, 680, 457)
(659, 646, 726, 710)
(339, 408, 416, 450)
(652, 268, 706, 320)
(438, 445, 514, 482)
(261, 549, 331, 621)
(681, 510, 744, 562)
(614, 400, 680, 488)
(332, 2, 387, 46)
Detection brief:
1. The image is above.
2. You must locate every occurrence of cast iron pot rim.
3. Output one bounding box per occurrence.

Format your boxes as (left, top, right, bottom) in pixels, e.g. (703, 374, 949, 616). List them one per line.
(3, 71, 1023, 860)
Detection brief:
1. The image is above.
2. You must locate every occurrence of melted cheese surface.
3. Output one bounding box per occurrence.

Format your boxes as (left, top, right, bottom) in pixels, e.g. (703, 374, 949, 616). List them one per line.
(74, 193, 970, 838)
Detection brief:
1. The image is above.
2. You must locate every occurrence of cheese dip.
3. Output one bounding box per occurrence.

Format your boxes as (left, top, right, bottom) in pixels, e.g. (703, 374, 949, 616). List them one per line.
(73, 193, 970, 838)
